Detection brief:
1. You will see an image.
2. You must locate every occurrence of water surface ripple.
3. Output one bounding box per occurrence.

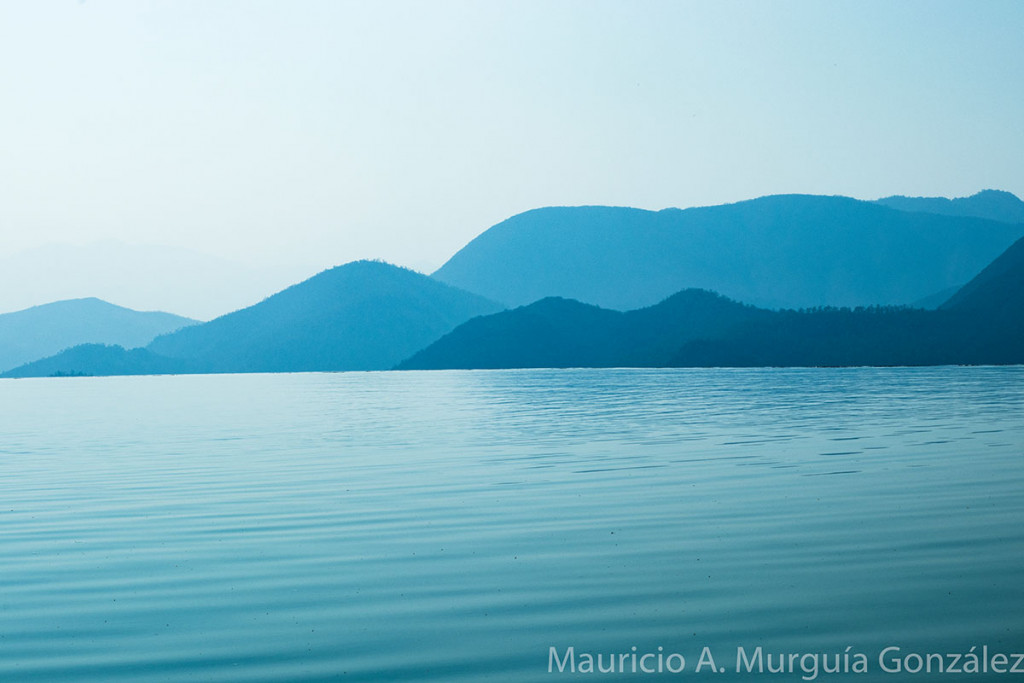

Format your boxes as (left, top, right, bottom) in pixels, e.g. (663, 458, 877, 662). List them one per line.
(1, 367, 1022, 680)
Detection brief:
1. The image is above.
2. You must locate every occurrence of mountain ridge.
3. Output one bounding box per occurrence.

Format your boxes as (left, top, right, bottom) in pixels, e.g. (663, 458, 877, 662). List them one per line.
(5, 193, 1024, 378)
(3, 260, 504, 377)
(145, 260, 503, 373)
(874, 189, 1024, 224)
(432, 194, 1024, 311)
(398, 289, 770, 370)
(402, 231, 1024, 370)
(0, 298, 196, 372)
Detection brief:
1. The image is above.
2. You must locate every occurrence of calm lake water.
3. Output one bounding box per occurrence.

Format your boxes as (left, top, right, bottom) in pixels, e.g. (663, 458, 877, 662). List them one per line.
(0, 367, 1022, 681)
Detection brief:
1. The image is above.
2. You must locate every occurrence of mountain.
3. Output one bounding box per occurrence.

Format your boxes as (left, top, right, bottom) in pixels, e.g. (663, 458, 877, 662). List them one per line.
(401, 292, 1022, 371)
(670, 233, 1024, 368)
(4, 261, 503, 378)
(403, 232, 1024, 370)
(2, 344, 189, 379)
(933, 235, 1024, 363)
(874, 190, 1024, 224)
(0, 298, 196, 372)
(140, 260, 503, 374)
(397, 289, 768, 370)
(432, 195, 1024, 311)
(941, 235, 1024, 316)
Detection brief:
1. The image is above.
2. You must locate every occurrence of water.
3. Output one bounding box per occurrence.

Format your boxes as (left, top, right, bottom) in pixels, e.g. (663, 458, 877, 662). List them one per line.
(0, 367, 1022, 681)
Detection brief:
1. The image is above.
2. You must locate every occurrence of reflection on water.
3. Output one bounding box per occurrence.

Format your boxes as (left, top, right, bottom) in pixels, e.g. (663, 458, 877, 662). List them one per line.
(0, 367, 1022, 680)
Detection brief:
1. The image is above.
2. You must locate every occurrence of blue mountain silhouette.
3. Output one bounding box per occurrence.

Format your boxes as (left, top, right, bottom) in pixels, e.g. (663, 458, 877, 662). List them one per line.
(4, 261, 501, 377)
(0, 298, 195, 372)
(401, 234, 1024, 370)
(433, 194, 1024, 311)
(874, 189, 1024, 224)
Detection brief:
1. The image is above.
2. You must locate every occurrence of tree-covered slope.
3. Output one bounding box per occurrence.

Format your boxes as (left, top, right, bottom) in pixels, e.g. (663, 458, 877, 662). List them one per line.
(145, 260, 503, 373)
(398, 290, 768, 370)
(2, 344, 189, 378)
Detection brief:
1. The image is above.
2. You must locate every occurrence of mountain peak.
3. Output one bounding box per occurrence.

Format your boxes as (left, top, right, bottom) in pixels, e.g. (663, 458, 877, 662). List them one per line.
(140, 259, 503, 374)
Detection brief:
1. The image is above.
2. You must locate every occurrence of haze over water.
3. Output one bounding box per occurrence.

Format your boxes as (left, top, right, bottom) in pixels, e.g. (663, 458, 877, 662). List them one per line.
(1, 367, 1022, 681)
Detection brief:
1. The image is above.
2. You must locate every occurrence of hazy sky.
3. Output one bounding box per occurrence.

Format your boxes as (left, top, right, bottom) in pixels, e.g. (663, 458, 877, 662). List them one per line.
(2, 0, 1023, 279)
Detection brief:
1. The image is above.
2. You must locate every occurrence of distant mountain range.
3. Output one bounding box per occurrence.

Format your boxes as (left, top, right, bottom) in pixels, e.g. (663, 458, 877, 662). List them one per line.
(3, 261, 501, 378)
(398, 290, 768, 370)
(403, 234, 1024, 370)
(873, 189, 1024, 224)
(668, 235, 1024, 367)
(0, 298, 195, 372)
(145, 260, 501, 373)
(3, 192, 1023, 378)
(432, 193, 1024, 311)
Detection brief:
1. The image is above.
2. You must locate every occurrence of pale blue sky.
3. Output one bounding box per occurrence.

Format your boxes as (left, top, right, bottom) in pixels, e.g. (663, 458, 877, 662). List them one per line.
(2, 0, 1022, 282)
